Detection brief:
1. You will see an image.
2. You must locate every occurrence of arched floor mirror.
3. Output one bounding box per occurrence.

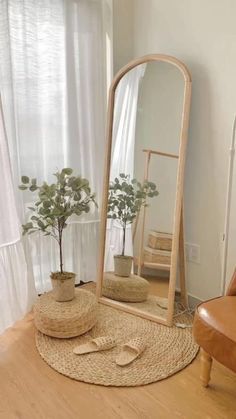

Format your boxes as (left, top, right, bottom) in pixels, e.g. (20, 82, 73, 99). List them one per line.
(96, 54, 191, 326)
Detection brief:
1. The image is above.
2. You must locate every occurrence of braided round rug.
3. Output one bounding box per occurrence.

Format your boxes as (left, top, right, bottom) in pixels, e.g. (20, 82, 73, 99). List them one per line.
(35, 304, 198, 387)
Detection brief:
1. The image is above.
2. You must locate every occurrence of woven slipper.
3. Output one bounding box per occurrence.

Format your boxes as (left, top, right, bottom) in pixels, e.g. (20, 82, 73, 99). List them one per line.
(116, 337, 146, 366)
(73, 336, 116, 355)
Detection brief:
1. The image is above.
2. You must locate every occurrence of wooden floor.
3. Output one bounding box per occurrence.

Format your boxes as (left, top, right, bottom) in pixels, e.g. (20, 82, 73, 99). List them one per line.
(1, 311, 236, 419)
(145, 275, 169, 297)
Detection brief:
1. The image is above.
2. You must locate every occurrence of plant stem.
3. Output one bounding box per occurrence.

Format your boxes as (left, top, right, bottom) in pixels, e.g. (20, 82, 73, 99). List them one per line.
(122, 222, 126, 256)
(58, 220, 63, 274)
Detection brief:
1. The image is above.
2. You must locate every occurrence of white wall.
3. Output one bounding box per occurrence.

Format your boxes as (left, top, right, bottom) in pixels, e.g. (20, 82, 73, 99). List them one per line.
(133, 62, 183, 249)
(113, 0, 236, 300)
(113, 0, 134, 73)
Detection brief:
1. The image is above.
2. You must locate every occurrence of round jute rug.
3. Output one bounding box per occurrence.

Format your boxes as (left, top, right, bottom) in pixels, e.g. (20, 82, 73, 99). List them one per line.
(35, 304, 198, 387)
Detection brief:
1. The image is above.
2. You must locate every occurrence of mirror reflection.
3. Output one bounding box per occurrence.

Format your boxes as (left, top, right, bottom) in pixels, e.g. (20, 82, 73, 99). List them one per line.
(103, 61, 185, 320)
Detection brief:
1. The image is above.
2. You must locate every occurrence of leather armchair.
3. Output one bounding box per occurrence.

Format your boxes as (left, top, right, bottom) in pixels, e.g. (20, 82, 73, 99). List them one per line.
(193, 268, 236, 386)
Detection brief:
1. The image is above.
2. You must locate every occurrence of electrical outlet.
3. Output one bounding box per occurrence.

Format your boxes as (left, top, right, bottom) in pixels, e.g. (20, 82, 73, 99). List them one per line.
(185, 243, 200, 264)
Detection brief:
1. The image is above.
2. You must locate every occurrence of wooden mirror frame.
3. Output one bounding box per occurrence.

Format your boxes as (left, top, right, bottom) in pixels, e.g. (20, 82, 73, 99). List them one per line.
(96, 54, 192, 327)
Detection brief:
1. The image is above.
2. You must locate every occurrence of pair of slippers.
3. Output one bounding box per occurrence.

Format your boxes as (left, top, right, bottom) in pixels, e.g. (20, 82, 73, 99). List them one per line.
(73, 336, 146, 367)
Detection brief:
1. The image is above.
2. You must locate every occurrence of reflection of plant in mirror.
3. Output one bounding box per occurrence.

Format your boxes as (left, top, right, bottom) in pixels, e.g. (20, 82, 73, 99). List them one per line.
(107, 173, 158, 256)
(19, 168, 97, 274)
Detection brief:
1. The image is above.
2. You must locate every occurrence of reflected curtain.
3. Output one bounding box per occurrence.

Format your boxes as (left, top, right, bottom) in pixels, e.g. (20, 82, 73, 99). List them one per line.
(105, 64, 146, 271)
(0, 0, 111, 306)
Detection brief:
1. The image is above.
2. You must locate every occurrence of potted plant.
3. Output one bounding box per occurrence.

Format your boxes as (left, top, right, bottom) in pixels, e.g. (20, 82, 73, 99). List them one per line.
(19, 168, 97, 302)
(107, 173, 158, 277)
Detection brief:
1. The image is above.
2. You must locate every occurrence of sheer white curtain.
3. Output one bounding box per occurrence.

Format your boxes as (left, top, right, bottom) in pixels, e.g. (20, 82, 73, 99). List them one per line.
(0, 98, 36, 334)
(105, 64, 146, 271)
(0, 0, 111, 308)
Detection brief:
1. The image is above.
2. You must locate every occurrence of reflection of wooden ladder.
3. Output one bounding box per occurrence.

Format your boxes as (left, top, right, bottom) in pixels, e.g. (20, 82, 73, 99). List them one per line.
(133, 148, 188, 307)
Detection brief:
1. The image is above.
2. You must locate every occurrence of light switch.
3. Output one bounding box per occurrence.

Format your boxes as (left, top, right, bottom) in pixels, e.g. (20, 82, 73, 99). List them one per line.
(185, 243, 200, 264)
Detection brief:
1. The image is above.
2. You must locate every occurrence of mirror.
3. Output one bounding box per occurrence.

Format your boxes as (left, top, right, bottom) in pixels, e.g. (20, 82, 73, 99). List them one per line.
(96, 55, 191, 326)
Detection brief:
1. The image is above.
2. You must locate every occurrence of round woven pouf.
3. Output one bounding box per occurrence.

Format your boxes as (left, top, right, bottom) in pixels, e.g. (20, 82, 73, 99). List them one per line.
(34, 289, 98, 338)
(102, 272, 149, 302)
(36, 304, 199, 387)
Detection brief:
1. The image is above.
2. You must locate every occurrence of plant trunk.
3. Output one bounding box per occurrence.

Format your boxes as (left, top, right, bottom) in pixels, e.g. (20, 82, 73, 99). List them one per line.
(122, 223, 126, 256)
(58, 227, 63, 274)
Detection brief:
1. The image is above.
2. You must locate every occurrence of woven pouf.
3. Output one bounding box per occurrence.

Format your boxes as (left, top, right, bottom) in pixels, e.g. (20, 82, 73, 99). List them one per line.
(34, 289, 98, 338)
(102, 272, 149, 302)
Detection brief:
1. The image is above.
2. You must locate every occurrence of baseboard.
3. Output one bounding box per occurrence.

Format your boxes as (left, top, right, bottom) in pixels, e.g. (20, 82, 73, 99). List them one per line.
(175, 288, 202, 309)
(187, 293, 202, 308)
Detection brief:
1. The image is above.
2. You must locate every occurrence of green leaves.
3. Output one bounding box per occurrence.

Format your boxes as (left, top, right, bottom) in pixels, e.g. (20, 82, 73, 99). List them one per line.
(29, 185, 37, 192)
(19, 176, 39, 192)
(21, 176, 29, 184)
(107, 173, 159, 230)
(19, 168, 97, 274)
(37, 219, 45, 229)
(22, 221, 34, 235)
(62, 168, 73, 176)
(18, 167, 97, 242)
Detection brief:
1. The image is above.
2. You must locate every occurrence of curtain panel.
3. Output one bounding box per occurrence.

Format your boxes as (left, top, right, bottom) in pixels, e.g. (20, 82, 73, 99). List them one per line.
(105, 64, 146, 271)
(0, 0, 112, 332)
(0, 98, 36, 334)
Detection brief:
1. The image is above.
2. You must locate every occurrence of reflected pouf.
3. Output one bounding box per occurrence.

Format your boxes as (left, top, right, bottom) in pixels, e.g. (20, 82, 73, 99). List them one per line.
(34, 288, 98, 338)
(102, 272, 149, 302)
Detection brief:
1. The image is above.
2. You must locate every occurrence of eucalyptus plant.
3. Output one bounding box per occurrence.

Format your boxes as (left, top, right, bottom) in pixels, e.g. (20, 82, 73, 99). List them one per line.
(19, 168, 97, 274)
(107, 173, 158, 256)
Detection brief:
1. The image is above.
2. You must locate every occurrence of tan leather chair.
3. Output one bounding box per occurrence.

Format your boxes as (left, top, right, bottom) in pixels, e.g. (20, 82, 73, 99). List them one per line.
(193, 268, 236, 387)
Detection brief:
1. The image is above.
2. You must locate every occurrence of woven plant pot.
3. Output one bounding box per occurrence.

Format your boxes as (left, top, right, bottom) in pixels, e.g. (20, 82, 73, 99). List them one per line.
(114, 255, 133, 277)
(50, 272, 75, 302)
